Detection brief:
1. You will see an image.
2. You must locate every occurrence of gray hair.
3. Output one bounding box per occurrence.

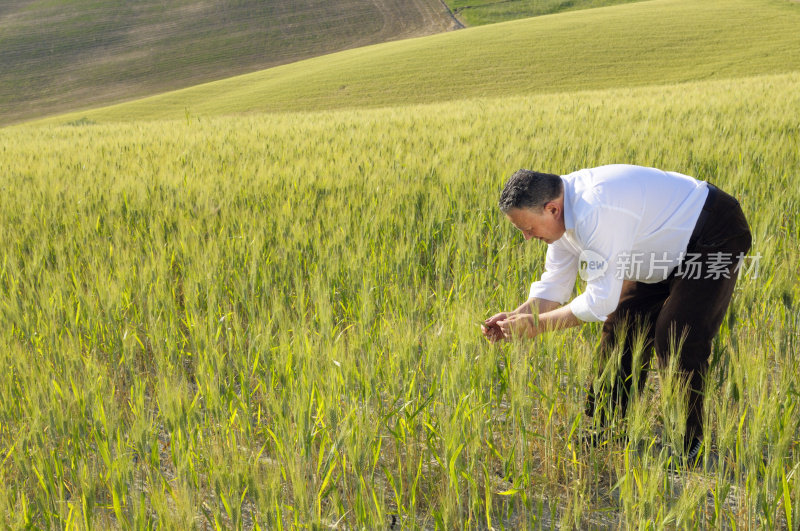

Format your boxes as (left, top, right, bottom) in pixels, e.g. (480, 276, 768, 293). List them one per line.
(498, 169, 563, 212)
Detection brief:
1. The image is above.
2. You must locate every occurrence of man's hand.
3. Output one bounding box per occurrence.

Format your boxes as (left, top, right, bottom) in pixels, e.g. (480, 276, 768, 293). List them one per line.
(482, 300, 579, 343)
(482, 312, 508, 343)
(497, 314, 538, 340)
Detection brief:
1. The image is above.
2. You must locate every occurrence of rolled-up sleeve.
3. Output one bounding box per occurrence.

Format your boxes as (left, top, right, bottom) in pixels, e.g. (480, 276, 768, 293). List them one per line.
(568, 206, 639, 322)
(528, 240, 578, 304)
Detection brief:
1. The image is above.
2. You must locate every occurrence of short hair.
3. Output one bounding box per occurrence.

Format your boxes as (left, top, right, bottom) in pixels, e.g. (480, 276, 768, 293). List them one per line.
(498, 169, 563, 212)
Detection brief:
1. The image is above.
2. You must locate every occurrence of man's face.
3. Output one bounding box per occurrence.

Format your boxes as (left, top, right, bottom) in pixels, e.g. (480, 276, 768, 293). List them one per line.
(505, 204, 565, 244)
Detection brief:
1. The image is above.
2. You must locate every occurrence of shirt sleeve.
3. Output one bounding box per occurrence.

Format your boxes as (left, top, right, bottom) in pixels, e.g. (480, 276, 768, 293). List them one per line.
(568, 206, 640, 322)
(528, 240, 578, 304)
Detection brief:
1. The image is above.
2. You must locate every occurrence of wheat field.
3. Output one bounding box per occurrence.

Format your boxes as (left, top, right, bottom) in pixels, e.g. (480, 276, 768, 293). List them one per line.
(1, 72, 798, 527)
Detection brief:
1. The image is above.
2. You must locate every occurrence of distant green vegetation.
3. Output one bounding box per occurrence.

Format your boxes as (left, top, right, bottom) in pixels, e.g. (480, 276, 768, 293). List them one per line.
(35, 0, 800, 126)
(446, 0, 645, 26)
(0, 0, 456, 125)
(1, 72, 798, 527)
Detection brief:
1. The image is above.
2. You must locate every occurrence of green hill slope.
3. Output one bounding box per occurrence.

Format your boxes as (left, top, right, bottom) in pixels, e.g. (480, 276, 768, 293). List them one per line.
(445, 0, 646, 26)
(38, 0, 800, 125)
(0, 0, 459, 125)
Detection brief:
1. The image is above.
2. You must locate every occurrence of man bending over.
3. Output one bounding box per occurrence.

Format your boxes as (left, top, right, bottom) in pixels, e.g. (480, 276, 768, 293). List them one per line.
(482, 164, 752, 462)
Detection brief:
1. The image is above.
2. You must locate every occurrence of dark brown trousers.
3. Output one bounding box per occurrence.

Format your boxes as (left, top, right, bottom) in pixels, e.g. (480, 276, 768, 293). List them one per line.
(585, 185, 752, 447)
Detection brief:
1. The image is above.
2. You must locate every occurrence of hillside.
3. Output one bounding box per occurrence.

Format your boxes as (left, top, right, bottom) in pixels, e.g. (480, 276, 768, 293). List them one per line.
(36, 0, 800, 126)
(444, 0, 645, 26)
(0, 0, 459, 125)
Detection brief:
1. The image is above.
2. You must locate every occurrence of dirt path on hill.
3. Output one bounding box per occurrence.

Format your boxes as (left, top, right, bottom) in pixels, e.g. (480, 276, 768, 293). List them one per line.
(367, 0, 464, 41)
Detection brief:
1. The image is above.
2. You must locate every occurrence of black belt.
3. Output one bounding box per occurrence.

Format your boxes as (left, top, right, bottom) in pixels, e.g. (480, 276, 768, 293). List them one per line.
(687, 183, 719, 249)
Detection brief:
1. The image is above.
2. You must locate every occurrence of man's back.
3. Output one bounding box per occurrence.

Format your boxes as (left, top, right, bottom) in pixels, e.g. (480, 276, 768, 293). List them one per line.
(563, 164, 709, 256)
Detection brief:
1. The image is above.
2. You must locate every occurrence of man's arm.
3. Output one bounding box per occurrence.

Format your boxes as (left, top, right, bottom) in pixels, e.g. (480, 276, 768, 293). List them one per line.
(497, 304, 582, 340)
(484, 238, 578, 342)
(494, 280, 639, 340)
(512, 297, 560, 316)
(482, 297, 561, 342)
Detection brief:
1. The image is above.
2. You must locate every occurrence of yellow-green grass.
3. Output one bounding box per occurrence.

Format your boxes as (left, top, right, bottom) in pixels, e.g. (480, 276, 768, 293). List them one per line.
(445, 0, 646, 26)
(1, 72, 798, 527)
(31, 0, 800, 126)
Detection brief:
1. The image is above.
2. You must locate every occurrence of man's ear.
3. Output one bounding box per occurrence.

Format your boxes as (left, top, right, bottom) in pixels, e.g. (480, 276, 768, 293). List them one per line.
(544, 201, 559, 216)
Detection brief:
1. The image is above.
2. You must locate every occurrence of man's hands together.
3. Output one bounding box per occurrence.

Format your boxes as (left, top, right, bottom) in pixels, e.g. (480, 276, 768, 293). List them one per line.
(482, 312, 538, 342)
(481, 312, 507, 342)
(482, 299, 578, 343)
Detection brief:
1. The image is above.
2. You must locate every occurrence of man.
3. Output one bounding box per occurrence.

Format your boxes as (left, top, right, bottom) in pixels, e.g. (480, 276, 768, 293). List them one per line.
(482, 164, 751, 461)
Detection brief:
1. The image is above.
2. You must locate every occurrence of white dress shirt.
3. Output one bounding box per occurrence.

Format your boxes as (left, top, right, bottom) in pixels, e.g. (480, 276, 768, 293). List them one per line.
(528, 164, 709, 322)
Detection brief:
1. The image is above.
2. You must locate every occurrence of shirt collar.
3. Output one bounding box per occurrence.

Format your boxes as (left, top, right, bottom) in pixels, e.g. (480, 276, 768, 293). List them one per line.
(561, 176, 575, 232)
